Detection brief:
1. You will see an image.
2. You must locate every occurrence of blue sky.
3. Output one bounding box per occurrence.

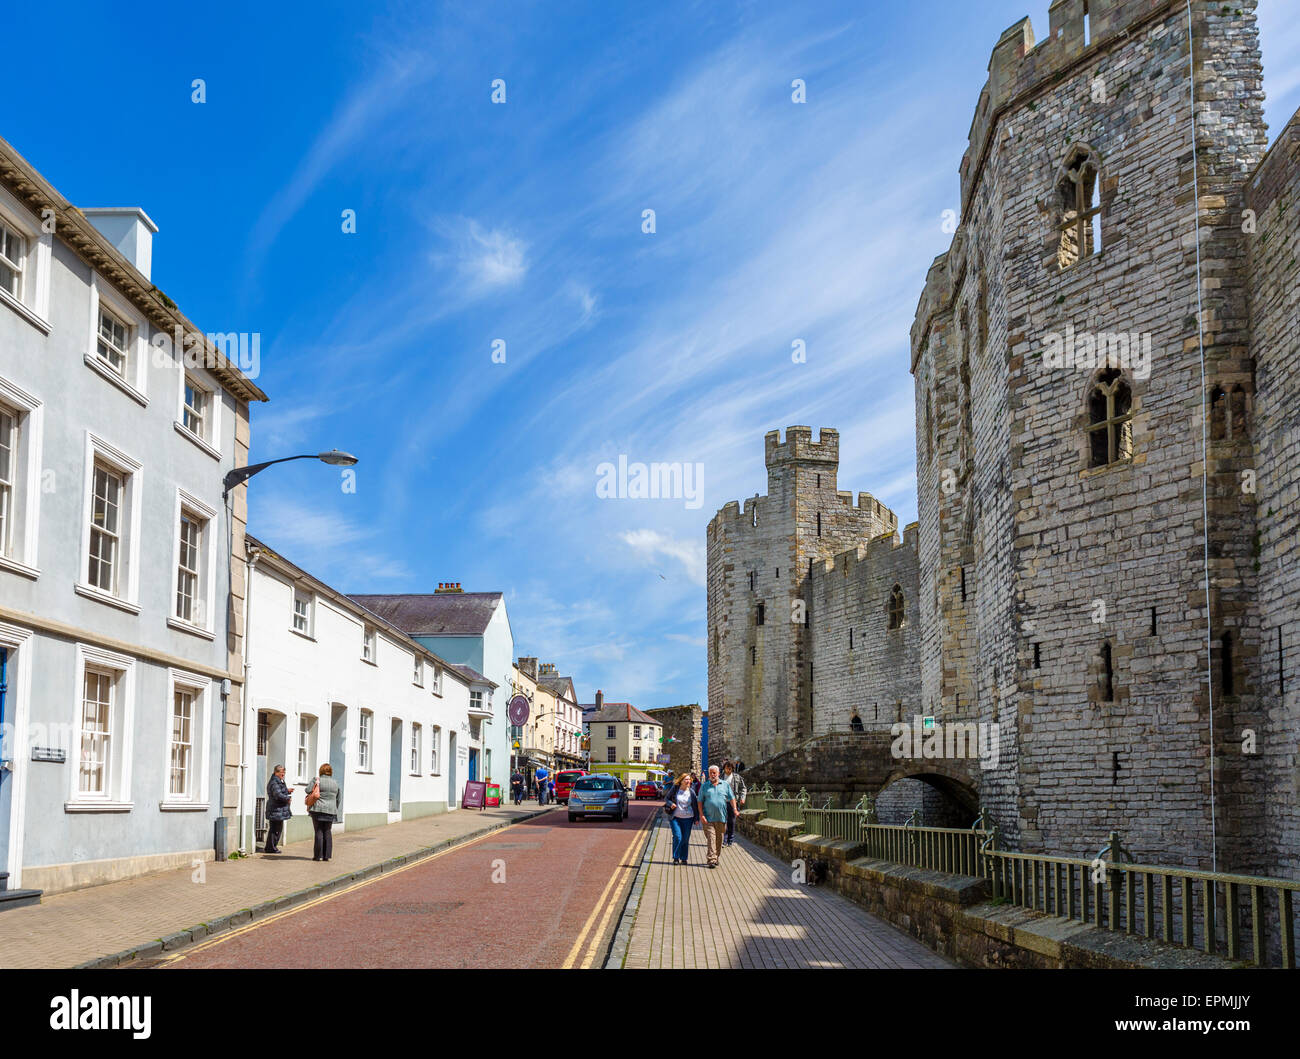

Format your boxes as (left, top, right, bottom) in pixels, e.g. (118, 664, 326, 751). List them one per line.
(6, 1, 1297, 708)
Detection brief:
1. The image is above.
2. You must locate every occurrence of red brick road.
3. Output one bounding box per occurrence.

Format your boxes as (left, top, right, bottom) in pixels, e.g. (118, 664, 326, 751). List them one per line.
(161, 801, 657, 969)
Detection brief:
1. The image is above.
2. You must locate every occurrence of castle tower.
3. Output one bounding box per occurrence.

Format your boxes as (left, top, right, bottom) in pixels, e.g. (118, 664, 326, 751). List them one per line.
(707, 427, 898, 765)
(911, 0, 1269, 869)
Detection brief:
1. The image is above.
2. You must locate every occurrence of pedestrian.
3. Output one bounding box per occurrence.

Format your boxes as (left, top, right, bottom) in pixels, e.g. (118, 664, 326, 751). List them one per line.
(535, 766, 550, 805)
(306, 763, 342, 862)
(548, 778, 556, 803)
(722, 760, 747, 846)
(664, 772, 700, 865)
(510, 770, 524, 806)
(263, 764, 292, 854)
(698, 765, 737, 868)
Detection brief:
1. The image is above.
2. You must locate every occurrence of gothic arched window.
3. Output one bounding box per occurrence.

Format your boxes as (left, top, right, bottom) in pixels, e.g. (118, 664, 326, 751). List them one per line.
(1087, 367, 1134, 467)
(1056, 147, 1103, 269)
(1229, 385, 1249, 440)
(887, 584, 905, 629)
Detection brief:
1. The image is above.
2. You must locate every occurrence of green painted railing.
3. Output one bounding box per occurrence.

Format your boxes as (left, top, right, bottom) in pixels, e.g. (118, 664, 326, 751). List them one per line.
(978, 831, 1300, 969)
(748, 798, 1300, 968)
(745, 783, 771, 814)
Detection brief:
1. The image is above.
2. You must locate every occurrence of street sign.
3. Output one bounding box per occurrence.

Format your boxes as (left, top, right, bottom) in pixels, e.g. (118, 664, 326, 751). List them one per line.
(508, 694, 530, 726)
(463, 780, 487, 809)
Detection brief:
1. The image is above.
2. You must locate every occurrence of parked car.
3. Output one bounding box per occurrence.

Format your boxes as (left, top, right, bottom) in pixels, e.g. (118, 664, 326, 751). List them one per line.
(634, 780, 659, 800)
(568, 774, 629, 822)
(555, 769, 588, 804)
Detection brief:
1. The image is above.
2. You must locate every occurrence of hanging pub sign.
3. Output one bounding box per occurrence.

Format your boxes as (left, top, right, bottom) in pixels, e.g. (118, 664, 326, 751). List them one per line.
(508, 694, 530, 726)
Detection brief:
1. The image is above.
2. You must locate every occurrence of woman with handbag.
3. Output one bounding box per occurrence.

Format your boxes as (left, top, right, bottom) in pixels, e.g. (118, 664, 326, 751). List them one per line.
(307, 763, 342, 862)
(664, 772, 700, 865)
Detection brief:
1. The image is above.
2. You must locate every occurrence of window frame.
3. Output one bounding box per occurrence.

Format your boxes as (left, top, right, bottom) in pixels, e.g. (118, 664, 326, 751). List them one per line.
(67, 643, 135, 811)
(410, 723, 422, 776)
(1055, 148, 1104, 270)
(357, 709, 372, 772)
(1085, 367, 1135, 470)
(0, 377, 43, 577)
(0, 188, 52, 327)
(77, 432, 143, 612)
(85, 274, 148, 402)
(169, 488, 218, 637)
(291, 587, 314, 637)
(430, 725, 441, 775)
(175, 369, 222, 459)
(162, 669, 211, 809)
(296, 714, 317, 783)
(362, 624, 376, 663)
(0, 214, 25, 301)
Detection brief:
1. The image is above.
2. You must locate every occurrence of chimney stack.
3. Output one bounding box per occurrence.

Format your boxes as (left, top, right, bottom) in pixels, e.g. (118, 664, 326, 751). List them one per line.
(595, 689, 604, 711)
(83, 207, 158, 282)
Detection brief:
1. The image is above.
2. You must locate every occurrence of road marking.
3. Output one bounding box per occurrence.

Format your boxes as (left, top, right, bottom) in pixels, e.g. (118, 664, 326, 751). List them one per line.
(160, 820, 538, 965)
(561, 810, 657, 969)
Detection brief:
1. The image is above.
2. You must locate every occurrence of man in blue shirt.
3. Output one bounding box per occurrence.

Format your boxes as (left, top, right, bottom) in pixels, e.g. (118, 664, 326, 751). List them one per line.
(698, 765, 737, 868)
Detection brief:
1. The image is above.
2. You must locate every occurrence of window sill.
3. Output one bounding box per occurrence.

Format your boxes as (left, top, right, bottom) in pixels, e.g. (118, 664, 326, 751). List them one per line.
(0, 555, 39, 580)
(1080, 458, 1133, 480)
(0, 288, 51, 334)
(356, 770, 374, 776)
(290, 627, 316, 642)
(84, 352, 147, 407)
(361, 657, 378, 667)
(75, 582, 141, 615)
(65, 800, 133, 813)
(168, 616, 215, 641)
(174, 420, 221, 461)
(159, 801, 211, 812)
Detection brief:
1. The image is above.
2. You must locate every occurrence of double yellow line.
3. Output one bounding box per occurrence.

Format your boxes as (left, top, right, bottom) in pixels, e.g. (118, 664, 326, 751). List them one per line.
(560, 810, 659, 969)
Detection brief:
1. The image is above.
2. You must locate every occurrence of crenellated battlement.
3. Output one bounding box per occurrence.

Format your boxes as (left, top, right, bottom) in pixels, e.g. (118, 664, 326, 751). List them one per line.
(814, 521, 920, 578)
(765, 425, 839, 469)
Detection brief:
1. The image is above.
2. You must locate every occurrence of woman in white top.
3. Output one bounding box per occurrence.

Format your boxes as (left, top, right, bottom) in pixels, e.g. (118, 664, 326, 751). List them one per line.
(665, 772, 700, 865)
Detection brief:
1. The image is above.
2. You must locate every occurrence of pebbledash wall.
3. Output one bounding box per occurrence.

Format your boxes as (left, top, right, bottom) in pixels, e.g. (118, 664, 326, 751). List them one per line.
(709, 1, 1300, 877)
(0, 136, 265, 893)
(243, 538, 476, 848)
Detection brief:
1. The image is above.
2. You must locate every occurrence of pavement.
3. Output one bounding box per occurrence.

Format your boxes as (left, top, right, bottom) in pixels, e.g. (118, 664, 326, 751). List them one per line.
(619, 816, 956, 968)
(162, 800, 658, 968)
(0, 801, 557, 969)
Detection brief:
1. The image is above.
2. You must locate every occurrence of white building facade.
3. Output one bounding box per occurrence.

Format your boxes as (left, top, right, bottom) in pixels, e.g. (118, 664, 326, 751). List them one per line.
(0, 136, 265, 894)
(242, 538, 477, 848)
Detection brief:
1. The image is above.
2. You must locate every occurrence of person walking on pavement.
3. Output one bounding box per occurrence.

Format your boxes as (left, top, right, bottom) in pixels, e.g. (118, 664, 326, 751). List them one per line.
(263, 764, 292, 854)
(307, 763, 342, 862)
(665, 771, 700, 865)
(535, 766, 550, 805)
(699, 765, 737, 868)
(722, 760, 747, 846)
(510, 770, 524, 806)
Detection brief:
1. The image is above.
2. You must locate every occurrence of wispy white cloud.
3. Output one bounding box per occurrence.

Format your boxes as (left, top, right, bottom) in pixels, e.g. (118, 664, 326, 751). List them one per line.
(434, 217, 529, 291)
(620, 530, 707, 586)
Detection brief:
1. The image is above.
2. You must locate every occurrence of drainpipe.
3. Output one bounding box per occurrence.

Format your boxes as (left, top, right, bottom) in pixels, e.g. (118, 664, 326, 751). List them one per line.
(237, 545, 262, 854)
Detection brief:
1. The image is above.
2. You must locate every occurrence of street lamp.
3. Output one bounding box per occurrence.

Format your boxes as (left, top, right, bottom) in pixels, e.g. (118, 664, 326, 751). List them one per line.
(225, 447, 357, 855)
(222, 449, 358, 499)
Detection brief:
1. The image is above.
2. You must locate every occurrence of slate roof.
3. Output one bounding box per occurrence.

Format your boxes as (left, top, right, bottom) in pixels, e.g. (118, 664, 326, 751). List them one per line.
(586, 703, 659, 727)
(348, 592, 503, 636)
(449, 664, 498, 689)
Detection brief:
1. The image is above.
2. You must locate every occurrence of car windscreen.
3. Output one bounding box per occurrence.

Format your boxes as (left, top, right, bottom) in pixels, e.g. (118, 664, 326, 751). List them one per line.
(557, 772, 585, 782)
(574, 778, 617, 790)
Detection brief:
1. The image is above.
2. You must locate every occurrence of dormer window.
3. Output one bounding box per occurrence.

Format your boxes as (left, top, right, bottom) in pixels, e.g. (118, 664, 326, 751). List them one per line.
(1056, 148, 1103, 269)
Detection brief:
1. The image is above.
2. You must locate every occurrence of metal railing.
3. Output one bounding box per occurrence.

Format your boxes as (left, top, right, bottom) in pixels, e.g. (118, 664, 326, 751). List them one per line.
(747, 796, 1300, 968)
(764, 788, 809, 823)
(746, 783, 771, 814)
(979, 830, 1300, 968)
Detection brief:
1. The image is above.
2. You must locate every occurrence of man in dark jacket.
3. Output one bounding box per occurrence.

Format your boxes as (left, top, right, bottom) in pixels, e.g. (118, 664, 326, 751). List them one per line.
(264, 764, 292, 854)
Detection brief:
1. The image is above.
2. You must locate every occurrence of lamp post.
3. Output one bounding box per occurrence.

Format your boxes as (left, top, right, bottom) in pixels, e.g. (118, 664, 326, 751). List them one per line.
(226, 448, 358, 855)
(223, 449, 358, 500)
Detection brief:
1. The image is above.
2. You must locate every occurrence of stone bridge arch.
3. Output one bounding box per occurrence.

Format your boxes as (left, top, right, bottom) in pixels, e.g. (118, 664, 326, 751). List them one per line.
(744, 730, 981, 826)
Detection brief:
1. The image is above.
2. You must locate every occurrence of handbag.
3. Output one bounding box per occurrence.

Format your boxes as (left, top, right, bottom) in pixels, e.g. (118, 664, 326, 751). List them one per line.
(305, 779, 321, 809)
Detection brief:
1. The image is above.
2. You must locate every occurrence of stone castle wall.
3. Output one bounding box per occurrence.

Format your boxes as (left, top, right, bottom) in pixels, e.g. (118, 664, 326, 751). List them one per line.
(1247, 109, 1300, 877)
(808, 523, 921, 732)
